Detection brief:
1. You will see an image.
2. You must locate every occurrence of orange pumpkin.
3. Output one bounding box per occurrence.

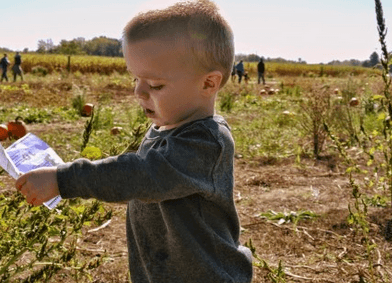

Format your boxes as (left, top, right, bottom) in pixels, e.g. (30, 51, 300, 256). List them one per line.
(349, 97, 359, 107)
(0, 124, 8, 141)
(110, 126, 123, 135)
(82, 103, 94, 117)
(7, 117, 27, 140)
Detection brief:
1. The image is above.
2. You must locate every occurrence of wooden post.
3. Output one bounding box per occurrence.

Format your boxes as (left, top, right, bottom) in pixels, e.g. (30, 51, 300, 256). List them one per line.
(67, 55, 71, 72)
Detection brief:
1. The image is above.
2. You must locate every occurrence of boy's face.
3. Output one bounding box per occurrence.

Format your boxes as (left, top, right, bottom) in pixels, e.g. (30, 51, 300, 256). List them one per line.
(124, 39, 209, 130)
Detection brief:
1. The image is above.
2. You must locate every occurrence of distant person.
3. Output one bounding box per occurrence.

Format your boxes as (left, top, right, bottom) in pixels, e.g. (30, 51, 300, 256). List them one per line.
(257, 58, 265, 85)
(231, 63, 236, 82)
(1, 54, 10, 82)
(235, 60, 244, 83)
(13, 52, 23, 82)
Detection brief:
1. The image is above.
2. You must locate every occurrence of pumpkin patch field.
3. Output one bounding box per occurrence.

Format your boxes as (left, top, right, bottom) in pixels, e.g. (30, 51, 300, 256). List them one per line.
(1, 62, 392, 282)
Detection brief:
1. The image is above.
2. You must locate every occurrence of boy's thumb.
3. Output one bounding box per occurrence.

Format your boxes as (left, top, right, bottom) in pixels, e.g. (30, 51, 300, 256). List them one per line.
(15, 174, 27, 191)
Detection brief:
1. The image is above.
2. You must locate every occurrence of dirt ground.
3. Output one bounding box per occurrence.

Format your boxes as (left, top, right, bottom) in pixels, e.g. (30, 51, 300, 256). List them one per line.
(2, 134, 392, 282)
(50, 154, 391, 283)
(2, 79, 392, 282)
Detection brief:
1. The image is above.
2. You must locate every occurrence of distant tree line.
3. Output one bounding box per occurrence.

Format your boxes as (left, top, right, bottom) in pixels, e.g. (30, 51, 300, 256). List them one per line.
(2, 40, 391, 72)
(35, 36, 123, 57)
(235, 51, 392, 71)
(235, 54, 307, 64)
(327, 51, 382, 68)
(0, 47, 14, 53)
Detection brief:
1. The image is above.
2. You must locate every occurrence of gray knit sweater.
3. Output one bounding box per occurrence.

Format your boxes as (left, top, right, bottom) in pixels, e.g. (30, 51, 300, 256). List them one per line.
(57, 115, 253, 283)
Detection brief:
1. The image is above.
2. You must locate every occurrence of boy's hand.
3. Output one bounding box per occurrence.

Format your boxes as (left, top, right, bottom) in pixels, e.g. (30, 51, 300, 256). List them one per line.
(15, 167, 60, 206)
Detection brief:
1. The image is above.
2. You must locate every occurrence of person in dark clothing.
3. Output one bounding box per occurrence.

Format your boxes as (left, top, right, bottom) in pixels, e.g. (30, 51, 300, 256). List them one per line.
(231, 63, 236, 82)
(13, 52, 23, 82)
(235, 60, 244, 83)
(1, 54, 10, 82)
(257, 58, 265, 85)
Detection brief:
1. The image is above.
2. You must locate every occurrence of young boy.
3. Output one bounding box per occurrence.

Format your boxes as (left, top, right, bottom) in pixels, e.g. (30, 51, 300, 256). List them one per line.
(15, 1, 253, 282)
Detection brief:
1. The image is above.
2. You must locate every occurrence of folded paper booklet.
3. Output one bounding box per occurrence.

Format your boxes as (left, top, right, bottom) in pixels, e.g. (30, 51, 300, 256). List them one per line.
(0, 133, 63, 209)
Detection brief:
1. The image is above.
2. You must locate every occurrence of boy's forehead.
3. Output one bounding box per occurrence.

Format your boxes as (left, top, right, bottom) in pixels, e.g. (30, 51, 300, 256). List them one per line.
(124, 39, 192, 76)
(125, 37, 184, 53)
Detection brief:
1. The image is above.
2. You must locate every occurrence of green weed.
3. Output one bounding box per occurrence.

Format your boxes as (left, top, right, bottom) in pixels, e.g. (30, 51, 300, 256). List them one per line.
(259, 210, 320, 226)
(71, 84, 87, 116)
(245, 239, 286, 283)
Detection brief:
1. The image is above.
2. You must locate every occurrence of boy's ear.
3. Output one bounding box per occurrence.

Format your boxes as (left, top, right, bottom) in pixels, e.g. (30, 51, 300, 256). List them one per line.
(201, 71, 223, 96)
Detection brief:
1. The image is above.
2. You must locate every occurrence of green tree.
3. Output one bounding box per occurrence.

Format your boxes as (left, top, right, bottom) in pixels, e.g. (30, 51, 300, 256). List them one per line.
(83, 36, 122, 57)
(36, 39, 55, 53)
(247, 53, 261, 62)
(57, 39, 85, 55)
(369, 51, 380, 66)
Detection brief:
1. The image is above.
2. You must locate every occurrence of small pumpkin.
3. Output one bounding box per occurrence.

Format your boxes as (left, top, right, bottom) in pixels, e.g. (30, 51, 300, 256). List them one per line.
(82, 103, 94, 117)
(110, 126, 123, 135)
(268, 89, 275, 95)
(0, 124, 8, 141)
(7, 117, 27, 140)
(349, 97, 359, 107)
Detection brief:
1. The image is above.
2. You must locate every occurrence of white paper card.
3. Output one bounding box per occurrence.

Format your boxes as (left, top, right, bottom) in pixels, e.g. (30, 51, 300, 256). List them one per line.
(0, 133, 63, 209)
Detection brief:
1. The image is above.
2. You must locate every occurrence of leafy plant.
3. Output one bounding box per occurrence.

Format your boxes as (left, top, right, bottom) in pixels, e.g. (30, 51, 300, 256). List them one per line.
(364, 194, 388, 207)
(81, 109, 95, 152)
(219, 92, 236, 113)
(81, 146, 102, 160)
(296, 85, 333, 158)
(331, 78, 364, 145)
(245, 239, 286, 283)
(0, 193, 111, 282)
(121, 122, 151, 154)
(31, 65, 49, 77)
(259, 210, 320, 226)
(21, 108, 52, 124)
(71, 84, 87, 116)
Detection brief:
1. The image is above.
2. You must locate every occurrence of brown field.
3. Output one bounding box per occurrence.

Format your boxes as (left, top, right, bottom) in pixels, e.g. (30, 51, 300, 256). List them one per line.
(1, 71, 392, 283)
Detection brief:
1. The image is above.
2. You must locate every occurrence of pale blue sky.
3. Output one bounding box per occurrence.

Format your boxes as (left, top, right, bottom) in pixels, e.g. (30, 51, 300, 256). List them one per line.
(2, 0, 392, 64)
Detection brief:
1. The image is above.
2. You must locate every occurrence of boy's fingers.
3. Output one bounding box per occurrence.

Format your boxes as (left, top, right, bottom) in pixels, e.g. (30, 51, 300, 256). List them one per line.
(26, 191, 37, 203)
(17, 182, 25, 191)
(29, 195, 43, 206)
(16, 180, 27, 193)
(15, 176, 27, 191)
(20, 187, 28, 197)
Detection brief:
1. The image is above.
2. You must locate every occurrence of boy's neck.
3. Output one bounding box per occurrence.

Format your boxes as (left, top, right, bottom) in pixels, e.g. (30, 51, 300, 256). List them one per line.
(160, 110, 215, 131)
(157, 115, 214, 131)
(159, 99, 216, 131)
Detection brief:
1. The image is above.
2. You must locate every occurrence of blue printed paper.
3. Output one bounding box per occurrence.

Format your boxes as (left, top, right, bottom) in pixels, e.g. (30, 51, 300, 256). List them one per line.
(0, 133, 63, 209)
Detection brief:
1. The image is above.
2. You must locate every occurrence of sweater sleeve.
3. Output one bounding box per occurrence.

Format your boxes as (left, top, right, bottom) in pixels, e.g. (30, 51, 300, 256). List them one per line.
(57, 124, 221, 203)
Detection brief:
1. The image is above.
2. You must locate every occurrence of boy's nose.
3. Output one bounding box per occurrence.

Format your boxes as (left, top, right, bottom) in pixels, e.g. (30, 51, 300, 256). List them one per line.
(134, 84, 149, 100)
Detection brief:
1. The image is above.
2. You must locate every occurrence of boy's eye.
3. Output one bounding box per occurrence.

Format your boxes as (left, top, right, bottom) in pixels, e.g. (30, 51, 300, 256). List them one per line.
(133, 77, 163, 90)
(149, 85, 164, 90)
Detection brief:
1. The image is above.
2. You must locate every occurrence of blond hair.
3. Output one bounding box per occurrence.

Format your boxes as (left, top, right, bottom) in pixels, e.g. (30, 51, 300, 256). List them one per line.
(123, 0, 234, 87)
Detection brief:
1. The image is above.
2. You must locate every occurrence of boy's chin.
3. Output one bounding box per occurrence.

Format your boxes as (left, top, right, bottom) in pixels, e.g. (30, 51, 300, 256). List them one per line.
(157, 123, 178, 131)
